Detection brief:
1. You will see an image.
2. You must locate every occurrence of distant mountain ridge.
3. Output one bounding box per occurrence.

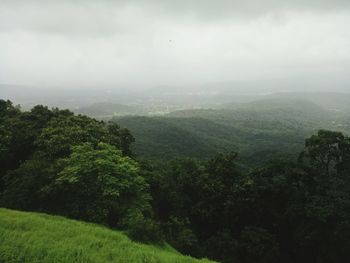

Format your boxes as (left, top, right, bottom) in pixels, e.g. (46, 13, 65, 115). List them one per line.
(256, 92, 350, 112)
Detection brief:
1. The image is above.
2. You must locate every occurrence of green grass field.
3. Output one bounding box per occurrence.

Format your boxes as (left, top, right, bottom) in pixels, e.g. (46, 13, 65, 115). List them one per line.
(0, 208, 213, 263)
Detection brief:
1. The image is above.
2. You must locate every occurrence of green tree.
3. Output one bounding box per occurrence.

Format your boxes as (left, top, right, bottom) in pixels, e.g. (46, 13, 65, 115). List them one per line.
(107, 122, 135, 156)
(35, 115, 110, 159)
(35, 115, 134, 160)
(51, 143, 150, 227)
(299, 130, 350, 175)
(1, 157, 55, 210)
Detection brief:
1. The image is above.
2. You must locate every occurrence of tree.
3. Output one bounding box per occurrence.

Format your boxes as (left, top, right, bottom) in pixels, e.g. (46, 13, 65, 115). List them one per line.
(1, 157, 55, 211)
(299, 130, 350, 175)
(147, 153, 242, 259)
(107, 122, 135, 156)
(0, 102, 72, 190)
(35, 115, 134, 160)
(35, 115, 110, 159)
(51, 143, 150, 227)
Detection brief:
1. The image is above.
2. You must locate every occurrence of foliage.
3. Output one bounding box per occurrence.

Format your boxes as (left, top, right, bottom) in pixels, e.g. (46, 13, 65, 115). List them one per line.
(51, 143, 150, 227)
(115, 99, 350, 168)
(2, 99, 350, 263)
(143, 134, 350, 263)
(0, 100, 143, 236)
(124, 209, 164, 244)
(299, 129, 350, 174)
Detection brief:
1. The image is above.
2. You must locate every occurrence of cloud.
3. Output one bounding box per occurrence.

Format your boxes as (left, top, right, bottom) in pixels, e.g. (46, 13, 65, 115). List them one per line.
(1, 0, 350, 36)
(0, 0, 349, 89)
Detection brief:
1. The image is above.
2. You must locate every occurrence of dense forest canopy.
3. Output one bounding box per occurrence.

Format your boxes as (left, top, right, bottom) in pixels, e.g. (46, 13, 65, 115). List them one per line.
(114, 97, 350, 169)
(1, 98, 350, 263)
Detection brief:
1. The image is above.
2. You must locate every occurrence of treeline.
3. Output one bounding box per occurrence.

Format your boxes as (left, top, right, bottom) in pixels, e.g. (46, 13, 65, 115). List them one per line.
(1, 99, 350, 263)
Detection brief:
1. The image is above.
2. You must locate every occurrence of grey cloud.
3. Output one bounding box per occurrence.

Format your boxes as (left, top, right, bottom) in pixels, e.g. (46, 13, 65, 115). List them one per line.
(1, 0, 350, 36)
(0, 0, 349, 89)
(148, 0, 350, 19)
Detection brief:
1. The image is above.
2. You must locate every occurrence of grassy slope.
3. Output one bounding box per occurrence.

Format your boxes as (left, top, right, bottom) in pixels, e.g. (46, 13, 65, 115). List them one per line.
(0, 208, 213, 263)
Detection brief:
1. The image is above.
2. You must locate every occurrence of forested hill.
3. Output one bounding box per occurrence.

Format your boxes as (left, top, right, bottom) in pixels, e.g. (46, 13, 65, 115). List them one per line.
(115, 99, 349, 166)
(263, 92, 350, 112)
(115, 116, 242, 159)
(220, 97, 330, 115)
(169, 99, 332, 127)
(220, 93, 350, 113)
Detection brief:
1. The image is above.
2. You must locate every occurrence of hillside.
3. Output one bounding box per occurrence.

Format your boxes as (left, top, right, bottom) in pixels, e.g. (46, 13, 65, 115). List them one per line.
(269, 92, 350, 113)
(0, 208, 213, 263)
(115, 99, 343, 166)
(172, 99, 332, 128)
(116, 116, 243, 159)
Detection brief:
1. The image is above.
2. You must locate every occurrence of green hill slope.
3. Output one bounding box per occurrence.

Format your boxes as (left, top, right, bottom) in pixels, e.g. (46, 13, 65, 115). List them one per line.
(0, 208, 213, 263)
(113, 98, 350, 167)
(115, 107, 322, 162)
(116, 116, 243, 159)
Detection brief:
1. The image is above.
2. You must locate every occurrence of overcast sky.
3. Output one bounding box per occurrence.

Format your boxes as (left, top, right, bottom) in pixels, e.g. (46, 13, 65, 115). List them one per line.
(0, 0, 349, 91)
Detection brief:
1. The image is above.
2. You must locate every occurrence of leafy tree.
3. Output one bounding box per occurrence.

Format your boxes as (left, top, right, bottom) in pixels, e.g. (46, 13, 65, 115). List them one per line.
(35, 115, 110, 159)
(107, 122, 135, 156)
(0, 99, 20, 118)
(0, 102, 58, 191)
(146, 153, 242, 258)
(35, 115, 135, 160)
(123, 209, 164, 244)
(299, 130, 350, 175)
(0, 102, 71, 179)
(51, 143, 150, 227)
(1, 102, 137, 224)
(1, 157, 54, 210)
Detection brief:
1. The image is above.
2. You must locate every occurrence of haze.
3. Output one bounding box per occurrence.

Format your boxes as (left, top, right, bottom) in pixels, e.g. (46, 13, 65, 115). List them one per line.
(0, 0, 349, 94)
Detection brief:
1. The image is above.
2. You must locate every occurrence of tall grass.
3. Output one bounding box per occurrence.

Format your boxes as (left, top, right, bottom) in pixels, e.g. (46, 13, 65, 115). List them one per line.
(0, 208, 213, 263)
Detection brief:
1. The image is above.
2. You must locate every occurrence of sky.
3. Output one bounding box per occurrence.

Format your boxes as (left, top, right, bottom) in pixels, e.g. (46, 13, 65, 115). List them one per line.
(0, 0, 349, 92)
